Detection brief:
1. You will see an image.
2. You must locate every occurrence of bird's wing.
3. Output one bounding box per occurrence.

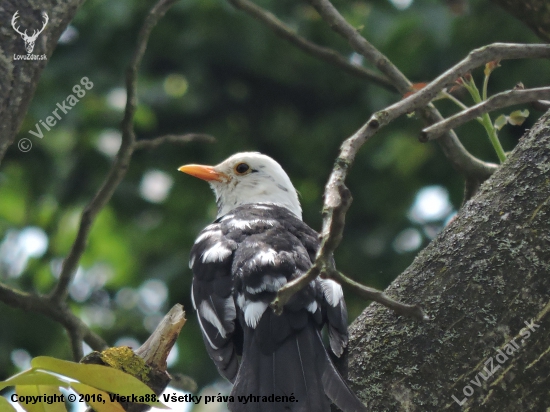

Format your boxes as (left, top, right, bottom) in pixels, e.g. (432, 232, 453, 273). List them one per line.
(190, 203, 348, 383)
(190, 222, 239, 382)
(285, 211, 349, 357)
(218, 204, 363, 412)
(225, 204, 349, 356)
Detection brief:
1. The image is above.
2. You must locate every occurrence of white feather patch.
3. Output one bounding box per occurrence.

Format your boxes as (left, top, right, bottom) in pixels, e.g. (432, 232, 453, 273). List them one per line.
(194, 229, 222, 245)
(189, 254, 195, 269)
(201, 243, 232, 263)
(196, 315, 218, 350)
(237, 293, 246, 309)
(255, 249, 278, 266)
(307, 300, 318, 313)
(246, 275, 287, 294)
(321, 279, 344, 307)
(199, 300, 228, 338)
(244, 301, 268, 328)
(253, 205, 273, 210)
(229, 218, 277, 230)
(220, 214, 235, 221)
(191, 283, 196, 310)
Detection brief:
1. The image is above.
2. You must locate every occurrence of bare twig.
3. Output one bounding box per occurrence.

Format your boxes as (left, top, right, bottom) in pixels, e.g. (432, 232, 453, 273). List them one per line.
(225, 0, 394, 91)
(68, 328, 85, 361)
(82, 305, 187, 412)
(49, 0, 178, 304)
(134, 304, 186, 369)
(122, 0, 178, 143)
(329, 270, 428, 321)
(0, 283, 107, 353)
(306, 0, 498, 181)
(271, 182, 428, 321)
(388, 44, 550, 119)
(307, 0, 410, 92)
(272, 3, 549, 316)
(270, 265, 321, 315)
(135, 133, 216, 150)
(422, 87, 550, 141)
(0, 0, 182, 362)
(271, 177, 353, 314)
(419, 109, 497, 179)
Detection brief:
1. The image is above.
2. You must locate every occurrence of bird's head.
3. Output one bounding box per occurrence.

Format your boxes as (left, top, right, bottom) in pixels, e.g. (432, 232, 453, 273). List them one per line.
(179, 152, 302, 219)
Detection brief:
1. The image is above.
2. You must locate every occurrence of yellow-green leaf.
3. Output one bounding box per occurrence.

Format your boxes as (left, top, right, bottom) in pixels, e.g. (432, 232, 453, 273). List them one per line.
(508, 109, 529, 126)
(494, 114, 508, 131)
(0, 395, 18, 412)
(38, 386, 66, 412)
(31, 357, 154, 398)
(0, 370, 69, 391)
(15, 385, 67, 412)
(70, 383, 125, 412)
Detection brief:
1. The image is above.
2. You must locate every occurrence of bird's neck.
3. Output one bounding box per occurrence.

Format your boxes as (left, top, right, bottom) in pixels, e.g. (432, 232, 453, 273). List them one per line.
(214, 187, 302, 220)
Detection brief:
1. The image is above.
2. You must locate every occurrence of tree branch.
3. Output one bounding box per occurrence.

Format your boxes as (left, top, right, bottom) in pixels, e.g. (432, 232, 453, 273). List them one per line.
(0, 0, 194, 363)
(68, 327, 85, 361)
(134, 133, 216, 150)
(306, 0, 497, 181)
(0, 283, 107, 354)
(306, 0, 410, 92)
(49, 0, 178, 304)
(82, 304, 188, 412)
(329, 269, 428, 321)
(225, 0, 395, 91)
(421, 87, 550, 141)
(348, 110, 550, 410)
(391, 44, 550, 121)
(272, 3, 549, 316)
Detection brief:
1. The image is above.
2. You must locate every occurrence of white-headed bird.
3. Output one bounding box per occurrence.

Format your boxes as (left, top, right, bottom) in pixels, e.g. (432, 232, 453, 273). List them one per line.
(179, 152, 366, 412)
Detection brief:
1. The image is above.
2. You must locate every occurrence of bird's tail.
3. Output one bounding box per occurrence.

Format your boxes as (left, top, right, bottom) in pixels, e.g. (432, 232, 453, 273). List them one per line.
(228, 319, 367, 412)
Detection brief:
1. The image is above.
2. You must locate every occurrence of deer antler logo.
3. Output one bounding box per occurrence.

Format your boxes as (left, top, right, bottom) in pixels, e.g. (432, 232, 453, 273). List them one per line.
(12, 11, 49, 54)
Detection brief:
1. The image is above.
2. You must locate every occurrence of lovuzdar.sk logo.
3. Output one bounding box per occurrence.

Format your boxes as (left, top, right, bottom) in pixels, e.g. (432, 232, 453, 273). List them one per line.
(11, 10, 48, 61)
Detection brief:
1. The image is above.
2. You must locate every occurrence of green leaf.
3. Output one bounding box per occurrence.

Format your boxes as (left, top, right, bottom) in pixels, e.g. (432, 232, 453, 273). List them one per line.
(38, 386, 66, 412)
(70, 382, 125, 412)
(0, 370, 69, 391)
(30, 357, 154, 400)
(15, 385, 67, 412)
(494, 114, 508, 131)
(508, 109, 529, 126)
(0, 396, 18, 412)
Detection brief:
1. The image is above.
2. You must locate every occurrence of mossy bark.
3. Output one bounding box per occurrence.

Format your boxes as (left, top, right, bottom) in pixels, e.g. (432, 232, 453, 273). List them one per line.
(490, 0, 550, 42)
(348, 111, 550, 411)
(0, 1, 86, 165)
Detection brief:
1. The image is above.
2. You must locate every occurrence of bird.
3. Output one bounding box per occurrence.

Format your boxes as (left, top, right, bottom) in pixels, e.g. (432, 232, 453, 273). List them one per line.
(179, 152, 367, 412)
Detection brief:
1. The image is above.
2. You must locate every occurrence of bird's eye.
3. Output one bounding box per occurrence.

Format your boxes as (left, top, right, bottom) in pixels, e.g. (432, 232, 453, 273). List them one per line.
(234, 163, 250, 175)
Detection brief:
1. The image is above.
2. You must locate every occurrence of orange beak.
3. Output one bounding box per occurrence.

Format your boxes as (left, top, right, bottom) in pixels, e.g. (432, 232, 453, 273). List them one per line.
(178, 164, 228, 182)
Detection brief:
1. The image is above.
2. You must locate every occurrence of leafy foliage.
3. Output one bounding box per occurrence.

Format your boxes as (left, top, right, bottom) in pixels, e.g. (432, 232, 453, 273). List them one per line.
(1, 0, 549, 395)
(0, 356, 163, 411)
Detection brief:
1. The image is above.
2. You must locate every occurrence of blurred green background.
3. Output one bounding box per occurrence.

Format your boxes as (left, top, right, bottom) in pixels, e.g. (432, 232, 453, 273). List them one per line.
(1, 0, 548, 405)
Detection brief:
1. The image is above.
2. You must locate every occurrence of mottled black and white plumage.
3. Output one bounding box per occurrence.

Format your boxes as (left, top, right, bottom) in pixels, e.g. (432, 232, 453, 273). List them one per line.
(179, 153, 366, 412)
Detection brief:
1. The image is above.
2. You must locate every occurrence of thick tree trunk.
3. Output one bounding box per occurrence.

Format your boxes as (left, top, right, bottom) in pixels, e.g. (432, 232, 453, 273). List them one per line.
(0, 1, 86, 165)
(348, 111, 550, 411)
(490, 0, 550, 42)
